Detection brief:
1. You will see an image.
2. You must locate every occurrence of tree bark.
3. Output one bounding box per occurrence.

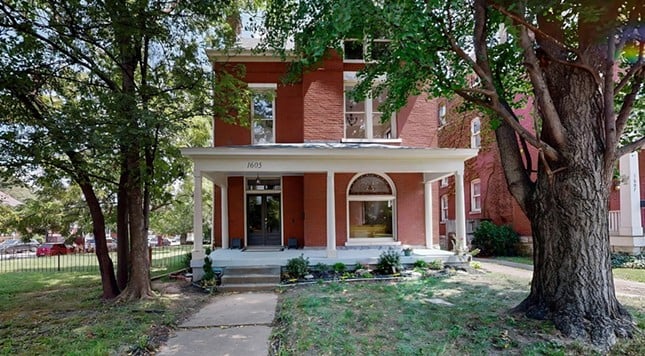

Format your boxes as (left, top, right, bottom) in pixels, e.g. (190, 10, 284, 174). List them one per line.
(511, 63, 634, 348)
(116, 168, 129, 290)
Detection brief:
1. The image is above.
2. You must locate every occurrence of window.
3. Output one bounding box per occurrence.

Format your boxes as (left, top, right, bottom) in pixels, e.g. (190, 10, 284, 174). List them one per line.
(471, 117, 481, 149)
(343, 39, 391, 62)
(344, 85, 394, 140)
(347, 173, 395, 239)
(440, 177, 449, 187)
(470, 179, 481, 212)
(250, 84, 276, 144)
(438, 103, 447, 127)
(440, 195, 449, 222)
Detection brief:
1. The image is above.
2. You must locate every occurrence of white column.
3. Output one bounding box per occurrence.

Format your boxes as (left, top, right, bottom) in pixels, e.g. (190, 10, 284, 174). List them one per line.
(619, 152, 643, 236)
(423, 174, 433, 248)
(326, 171, 337, 258)
(191, 171, 205, 280)
(221, 183, 229, 249)
(454, 170, 468, 251)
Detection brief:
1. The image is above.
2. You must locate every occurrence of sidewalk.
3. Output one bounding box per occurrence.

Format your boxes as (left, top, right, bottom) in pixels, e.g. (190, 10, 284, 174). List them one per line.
(479, 259, 645, 299)
(157, 292, 277, 356)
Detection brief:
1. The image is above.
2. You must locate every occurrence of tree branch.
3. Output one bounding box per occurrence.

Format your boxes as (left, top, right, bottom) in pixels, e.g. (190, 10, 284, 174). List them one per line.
(603, 33, 618, 171)
(615, 72, 643, 143)
(617, 137, 645, 158)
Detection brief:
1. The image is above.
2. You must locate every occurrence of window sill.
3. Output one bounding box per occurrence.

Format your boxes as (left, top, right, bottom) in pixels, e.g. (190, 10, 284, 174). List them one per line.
(469, 210, 481, 214)
(341, 138, 402, 144)
(346, 238, 400, 247)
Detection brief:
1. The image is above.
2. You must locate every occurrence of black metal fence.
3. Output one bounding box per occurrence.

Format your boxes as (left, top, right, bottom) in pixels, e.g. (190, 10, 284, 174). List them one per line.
(0, 245, 192, 277)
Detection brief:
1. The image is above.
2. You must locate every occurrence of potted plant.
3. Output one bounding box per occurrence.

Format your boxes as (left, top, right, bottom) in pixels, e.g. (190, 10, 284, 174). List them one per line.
(402, 247, 413, 256)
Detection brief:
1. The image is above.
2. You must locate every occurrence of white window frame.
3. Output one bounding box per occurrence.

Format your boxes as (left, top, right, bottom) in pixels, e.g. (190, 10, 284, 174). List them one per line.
(346, 173, 397, 241)
(438, 103, 447, 127)
(342, 74, 398, 142)
(440, 195, 449, 223)
(440, 177, 449, 187)
(470, 179, 481, 213)
(471, 117, 481, 149)
(249, 83, 277, 145)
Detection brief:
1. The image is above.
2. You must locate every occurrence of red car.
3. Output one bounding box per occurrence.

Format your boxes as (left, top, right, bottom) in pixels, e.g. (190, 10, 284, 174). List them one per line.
(36, 243, 70, 257)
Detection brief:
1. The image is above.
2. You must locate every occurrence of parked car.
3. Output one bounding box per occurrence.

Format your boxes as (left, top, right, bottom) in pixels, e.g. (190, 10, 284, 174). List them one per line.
(1, 239, 39, 254)
(36, 243, 71, 257)
(85, 237, 117, 252)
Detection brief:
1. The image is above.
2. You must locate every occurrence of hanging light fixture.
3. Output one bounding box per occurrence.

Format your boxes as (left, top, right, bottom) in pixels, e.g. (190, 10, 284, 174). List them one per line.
(256, 173, 261, 185)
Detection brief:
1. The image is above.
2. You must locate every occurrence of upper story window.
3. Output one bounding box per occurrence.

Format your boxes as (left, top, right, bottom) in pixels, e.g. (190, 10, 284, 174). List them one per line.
(344, 84, 395, 140)
(343, 39, 391, 62)
(438, 103, 447, 127)
(440, 177, 449, 187)
(470, 179, 481, 213)
(471, 117, 481, 149)
(249, 84, 276, 144)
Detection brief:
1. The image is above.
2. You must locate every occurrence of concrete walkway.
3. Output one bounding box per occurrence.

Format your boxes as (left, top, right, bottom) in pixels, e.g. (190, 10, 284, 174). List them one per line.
(479, 259, 645, 299)
(157, 292, 277, 356)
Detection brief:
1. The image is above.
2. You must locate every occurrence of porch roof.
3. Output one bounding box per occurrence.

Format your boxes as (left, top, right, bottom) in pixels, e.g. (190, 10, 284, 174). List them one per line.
(181, 143, 478, 181)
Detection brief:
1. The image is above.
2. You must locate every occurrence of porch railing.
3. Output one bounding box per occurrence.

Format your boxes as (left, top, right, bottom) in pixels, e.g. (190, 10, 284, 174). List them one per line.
(609, 210, 620, 234)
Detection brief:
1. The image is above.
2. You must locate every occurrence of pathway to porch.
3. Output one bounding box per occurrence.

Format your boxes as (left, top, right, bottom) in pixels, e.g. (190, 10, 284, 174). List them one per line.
(208, 247, 459, 268)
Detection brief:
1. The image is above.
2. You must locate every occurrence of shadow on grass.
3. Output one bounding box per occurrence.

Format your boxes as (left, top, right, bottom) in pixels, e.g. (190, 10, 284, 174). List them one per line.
(270, 270, 644, 355)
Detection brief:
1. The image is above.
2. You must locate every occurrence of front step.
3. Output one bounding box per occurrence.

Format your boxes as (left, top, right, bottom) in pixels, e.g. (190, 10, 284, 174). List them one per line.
(219, 265, 281, 292)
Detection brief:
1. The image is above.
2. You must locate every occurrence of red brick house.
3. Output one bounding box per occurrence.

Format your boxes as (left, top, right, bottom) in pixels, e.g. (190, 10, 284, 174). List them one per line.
(182, 42, 478, 275)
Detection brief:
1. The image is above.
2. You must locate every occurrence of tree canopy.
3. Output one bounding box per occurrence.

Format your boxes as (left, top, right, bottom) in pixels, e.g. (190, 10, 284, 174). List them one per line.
(263, 0, 643, 349)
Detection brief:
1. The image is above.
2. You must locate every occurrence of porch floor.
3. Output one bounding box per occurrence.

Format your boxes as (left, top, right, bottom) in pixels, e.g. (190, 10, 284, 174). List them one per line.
(208, 247, 460, 268)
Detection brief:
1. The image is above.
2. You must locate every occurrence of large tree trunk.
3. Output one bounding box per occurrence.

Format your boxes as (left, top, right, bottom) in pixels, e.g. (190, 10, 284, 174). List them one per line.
(116, 168, 130, 290)
(511, 64, 634, 347)
(77, 179, 120, 299)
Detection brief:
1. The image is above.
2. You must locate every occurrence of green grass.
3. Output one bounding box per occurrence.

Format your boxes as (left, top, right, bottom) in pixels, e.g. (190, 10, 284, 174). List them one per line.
(271, 272, 645, 355)
(613, 268, 645, 283)
(0, 271, 206, 355)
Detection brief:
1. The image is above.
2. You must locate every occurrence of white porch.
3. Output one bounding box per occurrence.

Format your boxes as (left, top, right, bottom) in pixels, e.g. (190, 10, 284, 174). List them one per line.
(207, 246, 462, 268)
(182, 143, 478, 279)
(610, 152, 645, 254)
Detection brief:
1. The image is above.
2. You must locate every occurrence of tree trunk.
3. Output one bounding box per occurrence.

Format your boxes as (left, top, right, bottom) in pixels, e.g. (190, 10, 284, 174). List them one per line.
(77, 180, 119, 299)
(116, 168, 129, 290)
(511, 64, 634, 348)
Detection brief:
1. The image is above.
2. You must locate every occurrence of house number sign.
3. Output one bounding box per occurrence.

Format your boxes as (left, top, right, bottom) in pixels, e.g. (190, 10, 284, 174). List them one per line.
(246, 161, 262, 169)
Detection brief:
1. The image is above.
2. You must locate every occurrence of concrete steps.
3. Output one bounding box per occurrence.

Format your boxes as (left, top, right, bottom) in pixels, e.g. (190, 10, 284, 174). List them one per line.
(219, 265, 281, 292)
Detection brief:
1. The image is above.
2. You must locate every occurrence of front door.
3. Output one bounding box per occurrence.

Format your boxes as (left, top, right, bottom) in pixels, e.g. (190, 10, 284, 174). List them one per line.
(247, 194, 281, 246)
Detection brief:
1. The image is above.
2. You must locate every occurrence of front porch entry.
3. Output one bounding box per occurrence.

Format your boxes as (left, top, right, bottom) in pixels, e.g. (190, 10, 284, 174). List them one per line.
(246, 193, 281, 246)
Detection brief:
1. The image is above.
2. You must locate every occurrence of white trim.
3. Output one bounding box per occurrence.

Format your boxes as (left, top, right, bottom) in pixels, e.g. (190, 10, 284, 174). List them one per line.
(440, 194, 449, 223)
(471, 117, 481, 149)
(248, 83, 277, 89)
(206, 49, 297, 63)
(341, 138, 402, 144)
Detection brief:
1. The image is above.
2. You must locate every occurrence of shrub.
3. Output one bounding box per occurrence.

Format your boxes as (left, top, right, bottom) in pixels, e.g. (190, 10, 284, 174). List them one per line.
(471, 221, 520, 257)
(611, 253, 645, 269)
(286, 254, 310, 279)
(332, 262, 347, 275)
(181, 252, 192, 270)
(314, 262, 330, 273)
(376, 248, 401, 274)
(470, 261, 482, 269)
(202, 256, 215, 282)
(428, 259, 444, 270)
(413, 260, 429, 269)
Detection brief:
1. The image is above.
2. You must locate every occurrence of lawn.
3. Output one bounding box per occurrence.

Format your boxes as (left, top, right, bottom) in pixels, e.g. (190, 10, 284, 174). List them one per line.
(271, 271, 645, 355)
(0, 271, 208, 355)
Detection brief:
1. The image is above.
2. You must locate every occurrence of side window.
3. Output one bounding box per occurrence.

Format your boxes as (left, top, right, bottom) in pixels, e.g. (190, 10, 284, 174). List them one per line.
(471, 117, 481, 149)
(470, 179, 481, 212)
(438, 103, 447, 127)
(440, 195, 449, 222)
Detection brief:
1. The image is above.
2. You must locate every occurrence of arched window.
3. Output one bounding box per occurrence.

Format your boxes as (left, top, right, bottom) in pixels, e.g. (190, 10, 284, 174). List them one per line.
(347, 173, 396, 239)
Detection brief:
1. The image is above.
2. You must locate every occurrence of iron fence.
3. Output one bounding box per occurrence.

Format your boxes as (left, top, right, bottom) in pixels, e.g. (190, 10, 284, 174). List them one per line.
(0, 245, 192, 277)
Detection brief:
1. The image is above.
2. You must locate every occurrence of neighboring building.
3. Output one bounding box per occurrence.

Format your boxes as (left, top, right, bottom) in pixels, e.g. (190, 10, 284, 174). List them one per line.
(182, 43, 478, 271)
(436, 98, 535, 251)
(438, 97, 644, 255)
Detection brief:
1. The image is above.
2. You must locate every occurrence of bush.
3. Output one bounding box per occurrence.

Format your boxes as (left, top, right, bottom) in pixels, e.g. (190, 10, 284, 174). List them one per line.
(332, 262, 347, 275)
(472, 221, 520, 257)
(314, 262, 330, 273)
(286, 254, 310, 279)
(413, 260, 429, 269)
(428, 259, 444, 270)
(612, 253, 645, 269)
(376, 248, 401, 274)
